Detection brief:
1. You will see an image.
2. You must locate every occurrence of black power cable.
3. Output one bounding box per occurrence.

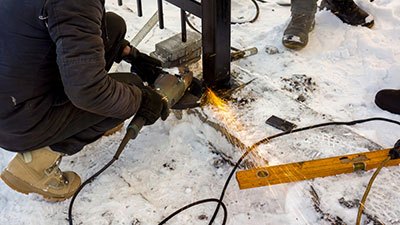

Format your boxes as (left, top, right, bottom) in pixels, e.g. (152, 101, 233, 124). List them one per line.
(67, 117, 400, 224)
(160, 117, 400, 225)
(185, 0, 261, 33)
(231, 0, 260, 25)
(159, 198, 228, 225)
(68, 159, 116, 225)
(68, 119, 144, 225)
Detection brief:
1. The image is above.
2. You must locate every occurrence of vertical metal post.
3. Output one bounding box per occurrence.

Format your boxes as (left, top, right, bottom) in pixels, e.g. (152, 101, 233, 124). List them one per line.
(180, 9, 187, 42)
(202, 0, 231, 88)
(158, 0, 165, 29)
(136, 0, 142, 17)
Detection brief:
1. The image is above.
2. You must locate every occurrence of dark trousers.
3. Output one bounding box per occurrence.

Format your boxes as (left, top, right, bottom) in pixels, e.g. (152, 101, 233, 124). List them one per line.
(46, 12, 136, 155)
(291, 0, 317, 14)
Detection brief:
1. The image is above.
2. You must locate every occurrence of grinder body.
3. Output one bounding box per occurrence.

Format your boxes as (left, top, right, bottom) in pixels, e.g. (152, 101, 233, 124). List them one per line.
(127, 71, 193, 140)
(154, 71, 193, 108)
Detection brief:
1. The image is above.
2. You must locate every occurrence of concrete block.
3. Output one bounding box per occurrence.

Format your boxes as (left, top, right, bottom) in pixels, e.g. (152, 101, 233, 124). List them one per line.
(154, 31, 202, 61)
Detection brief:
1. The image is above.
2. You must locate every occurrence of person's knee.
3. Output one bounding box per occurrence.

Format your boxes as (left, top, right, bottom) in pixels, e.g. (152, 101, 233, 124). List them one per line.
(105, 12, 127, 39)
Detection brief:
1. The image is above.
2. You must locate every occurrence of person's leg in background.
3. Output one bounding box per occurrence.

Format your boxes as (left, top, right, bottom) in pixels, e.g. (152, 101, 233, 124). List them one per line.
(282, 0, 317, 50)
(320, 0, 374, 28)
(282, 0, 374, 50)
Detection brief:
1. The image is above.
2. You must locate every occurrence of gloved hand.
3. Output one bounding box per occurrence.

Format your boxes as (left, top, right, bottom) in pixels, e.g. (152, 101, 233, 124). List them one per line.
(124, 46, 163, 85)
(136, 86, 170, 125)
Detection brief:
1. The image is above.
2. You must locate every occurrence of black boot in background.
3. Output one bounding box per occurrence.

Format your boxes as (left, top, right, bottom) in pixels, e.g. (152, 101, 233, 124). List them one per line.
(375, 89, 400, 115)
(320, 0, 374, 28)
(282, 13, 315, 50)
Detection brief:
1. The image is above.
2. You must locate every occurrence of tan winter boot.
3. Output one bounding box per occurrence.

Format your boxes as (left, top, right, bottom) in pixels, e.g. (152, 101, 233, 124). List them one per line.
(0, 147, 81, 202)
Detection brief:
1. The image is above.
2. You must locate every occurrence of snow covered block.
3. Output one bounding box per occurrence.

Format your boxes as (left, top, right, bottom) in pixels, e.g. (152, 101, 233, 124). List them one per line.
(155, 31, 202, 61)
(153, 31, 202, 62)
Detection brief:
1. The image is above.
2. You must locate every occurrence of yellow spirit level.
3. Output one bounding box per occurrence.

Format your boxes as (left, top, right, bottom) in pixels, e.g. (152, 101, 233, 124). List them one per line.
(236, 148, 400, 189)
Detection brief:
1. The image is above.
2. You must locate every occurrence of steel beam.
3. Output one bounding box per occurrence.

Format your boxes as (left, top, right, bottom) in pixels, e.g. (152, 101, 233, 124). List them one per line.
(201, 0, 231, 88)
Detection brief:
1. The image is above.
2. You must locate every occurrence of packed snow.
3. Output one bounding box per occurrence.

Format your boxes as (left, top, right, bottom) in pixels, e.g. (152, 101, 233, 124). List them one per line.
(1, 0, 400, 224)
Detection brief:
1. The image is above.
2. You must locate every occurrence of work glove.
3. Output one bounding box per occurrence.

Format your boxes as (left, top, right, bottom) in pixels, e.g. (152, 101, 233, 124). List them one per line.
(124, 46, 163, 85)
(136, 86, 170, 125)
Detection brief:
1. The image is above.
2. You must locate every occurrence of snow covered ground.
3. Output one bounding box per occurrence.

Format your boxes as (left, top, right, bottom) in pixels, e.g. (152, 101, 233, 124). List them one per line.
(1, 0, 400, 224)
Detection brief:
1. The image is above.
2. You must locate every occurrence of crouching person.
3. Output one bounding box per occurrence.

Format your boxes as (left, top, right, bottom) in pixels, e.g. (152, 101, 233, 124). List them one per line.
(0, 0, 168, 201)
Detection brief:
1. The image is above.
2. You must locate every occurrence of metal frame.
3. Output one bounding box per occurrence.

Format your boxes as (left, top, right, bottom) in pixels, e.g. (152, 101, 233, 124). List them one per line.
(200, 0, 231, 88)
(158, 0, 232, 88)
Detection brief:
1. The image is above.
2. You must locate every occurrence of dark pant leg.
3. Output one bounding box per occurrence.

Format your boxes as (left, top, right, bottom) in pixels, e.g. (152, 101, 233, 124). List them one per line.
(291, 0, 317, 14)
(48, 108, 123, 155)
(48, 73, 140, 155)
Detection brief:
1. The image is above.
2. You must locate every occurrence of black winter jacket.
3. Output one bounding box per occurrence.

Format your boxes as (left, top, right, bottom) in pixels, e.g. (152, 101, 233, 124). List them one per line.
(0, 0, 142, 151)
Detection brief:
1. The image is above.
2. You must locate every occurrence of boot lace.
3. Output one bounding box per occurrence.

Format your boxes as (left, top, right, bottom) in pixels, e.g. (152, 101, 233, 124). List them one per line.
(44, 157, 69, 188)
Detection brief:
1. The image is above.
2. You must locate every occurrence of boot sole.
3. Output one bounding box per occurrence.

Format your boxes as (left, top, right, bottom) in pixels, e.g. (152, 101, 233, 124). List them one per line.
(282, 40, 307, 50)
(1, 170, 74, 202)
(282, 20, 315, 50)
